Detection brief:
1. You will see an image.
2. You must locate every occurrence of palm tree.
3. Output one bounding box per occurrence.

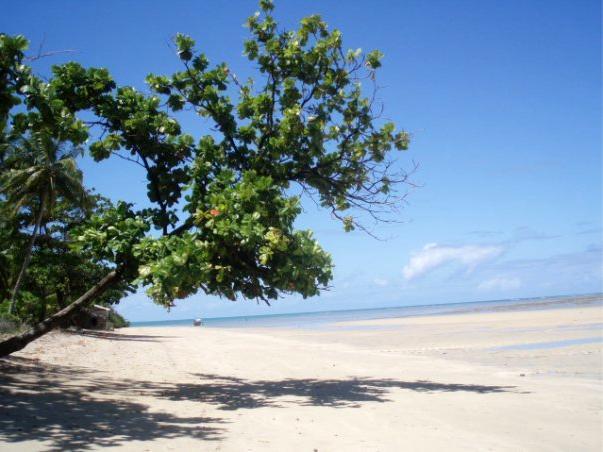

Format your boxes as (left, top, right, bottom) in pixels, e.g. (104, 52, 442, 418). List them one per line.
(2, 132, 87, 313)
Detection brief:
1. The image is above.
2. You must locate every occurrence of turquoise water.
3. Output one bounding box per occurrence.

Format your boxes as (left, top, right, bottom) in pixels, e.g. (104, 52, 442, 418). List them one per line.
(131, 294, 602, 330)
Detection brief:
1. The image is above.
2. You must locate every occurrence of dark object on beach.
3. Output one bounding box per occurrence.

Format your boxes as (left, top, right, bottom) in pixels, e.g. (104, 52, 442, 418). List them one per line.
(193, 318, 203, 327)
(71, 305, 112, 330)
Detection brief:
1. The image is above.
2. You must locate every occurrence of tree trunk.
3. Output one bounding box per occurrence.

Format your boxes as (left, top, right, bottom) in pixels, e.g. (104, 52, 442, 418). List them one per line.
(0, 270, 120, 357)
(0, 219, 193, 357)
(9, 193, 47, 314)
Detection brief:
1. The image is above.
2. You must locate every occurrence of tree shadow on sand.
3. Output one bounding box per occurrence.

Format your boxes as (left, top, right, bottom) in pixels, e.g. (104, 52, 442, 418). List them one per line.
(161, 373, 524, 410)
(0, 357, 526, 450)
(68, 330, 173, 342)
(0, 358, 224, 451)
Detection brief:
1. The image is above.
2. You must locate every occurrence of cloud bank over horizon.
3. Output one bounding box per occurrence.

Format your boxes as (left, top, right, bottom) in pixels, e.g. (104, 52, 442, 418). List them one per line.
(402, 243, 504, 280)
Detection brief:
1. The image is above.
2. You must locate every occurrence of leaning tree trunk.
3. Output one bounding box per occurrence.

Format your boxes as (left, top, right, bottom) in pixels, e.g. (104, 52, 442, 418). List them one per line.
(0, 270, 120, 357)
(9, 193, 47, 314)
(0, 219, 193, 357)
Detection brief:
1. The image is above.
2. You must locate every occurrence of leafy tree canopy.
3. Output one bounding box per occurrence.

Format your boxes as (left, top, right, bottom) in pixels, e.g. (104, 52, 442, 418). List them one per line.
(0, 0, 411, 314)
(0, 190, 135, 324)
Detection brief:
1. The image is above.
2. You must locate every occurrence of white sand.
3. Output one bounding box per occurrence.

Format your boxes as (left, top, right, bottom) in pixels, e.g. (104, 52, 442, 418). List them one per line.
(1, 304, 601, 451)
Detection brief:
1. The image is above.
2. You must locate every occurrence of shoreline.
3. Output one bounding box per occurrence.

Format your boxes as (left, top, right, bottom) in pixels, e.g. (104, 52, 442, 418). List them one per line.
(1, 302, 602, 451)
(128, 293, 603, 328)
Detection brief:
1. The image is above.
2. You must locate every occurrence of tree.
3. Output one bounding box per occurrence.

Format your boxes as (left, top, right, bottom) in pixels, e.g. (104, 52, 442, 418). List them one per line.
(0, 0, 412, 356)
(2, 131, 88, 312)
(0, 191, 135, 324)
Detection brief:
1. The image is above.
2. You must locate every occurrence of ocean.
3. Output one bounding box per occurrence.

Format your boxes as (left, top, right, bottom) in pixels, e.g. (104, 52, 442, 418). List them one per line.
(130, 293, 602, 330)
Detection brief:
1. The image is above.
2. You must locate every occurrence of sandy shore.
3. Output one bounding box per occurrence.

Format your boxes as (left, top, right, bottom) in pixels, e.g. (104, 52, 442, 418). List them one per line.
(1, 303, 601, 451)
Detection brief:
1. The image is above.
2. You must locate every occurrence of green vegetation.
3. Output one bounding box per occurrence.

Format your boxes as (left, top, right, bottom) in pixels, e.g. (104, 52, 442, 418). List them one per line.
(0, 0, 411, 355)
(3, 131, 88, 311)
(108, 310, 130, 329)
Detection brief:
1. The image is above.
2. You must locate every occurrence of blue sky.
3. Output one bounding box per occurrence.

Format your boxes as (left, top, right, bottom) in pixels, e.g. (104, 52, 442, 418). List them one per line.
(3, 0, 601, 321)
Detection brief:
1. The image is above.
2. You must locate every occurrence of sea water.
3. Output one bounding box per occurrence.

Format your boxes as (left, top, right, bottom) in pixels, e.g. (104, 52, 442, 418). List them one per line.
(130, 293, 602, 330)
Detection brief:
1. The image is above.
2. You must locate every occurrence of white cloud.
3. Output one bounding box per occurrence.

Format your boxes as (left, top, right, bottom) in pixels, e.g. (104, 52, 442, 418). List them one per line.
(402, 243, 503, 280)
(478, 276, 521, 291)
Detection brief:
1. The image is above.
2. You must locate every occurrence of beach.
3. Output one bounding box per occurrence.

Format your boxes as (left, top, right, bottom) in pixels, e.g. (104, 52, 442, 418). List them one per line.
(1, 300, 602, 451)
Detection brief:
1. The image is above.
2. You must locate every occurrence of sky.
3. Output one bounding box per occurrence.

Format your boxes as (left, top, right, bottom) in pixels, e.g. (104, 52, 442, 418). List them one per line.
(2, 0, 601, 321)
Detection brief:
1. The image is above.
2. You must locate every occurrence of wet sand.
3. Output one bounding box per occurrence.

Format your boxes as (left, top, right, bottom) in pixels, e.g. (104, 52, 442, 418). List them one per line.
(1, 302, 601, 451)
